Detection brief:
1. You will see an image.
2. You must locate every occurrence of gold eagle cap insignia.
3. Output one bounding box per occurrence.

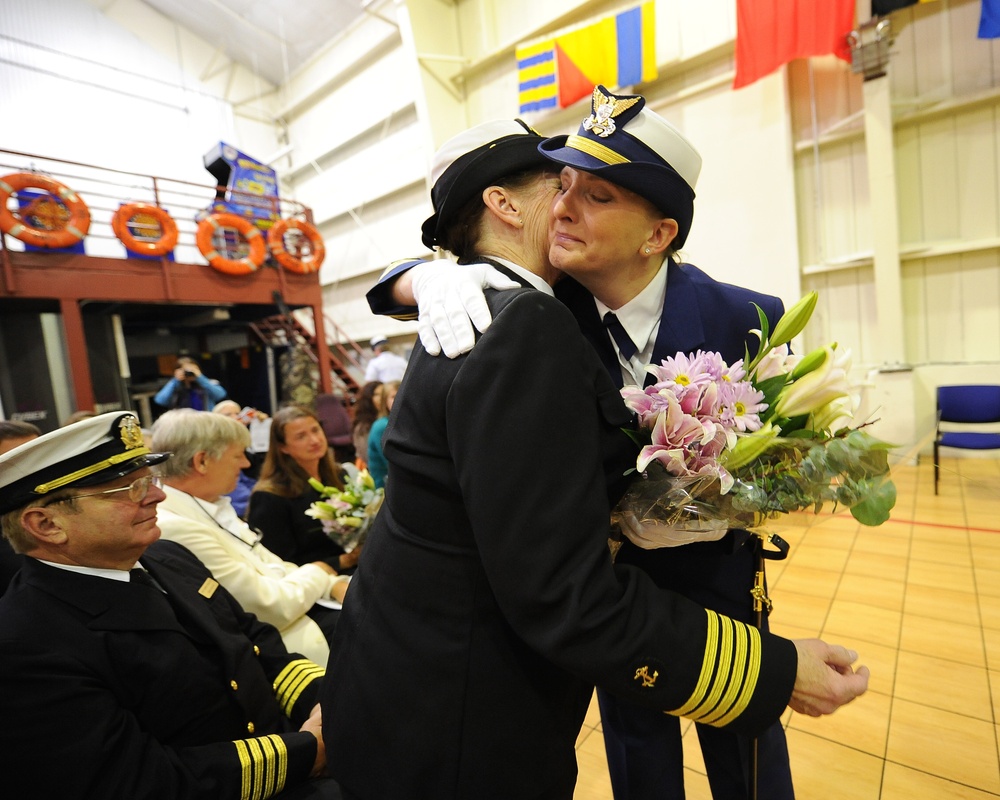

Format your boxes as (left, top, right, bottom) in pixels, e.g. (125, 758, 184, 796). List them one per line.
(118, 415, 145, 450)
(582, 87, 641, 138)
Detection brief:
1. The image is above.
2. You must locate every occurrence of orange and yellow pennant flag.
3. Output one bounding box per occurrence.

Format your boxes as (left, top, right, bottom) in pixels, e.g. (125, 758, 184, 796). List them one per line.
(517, 2, 656, 115)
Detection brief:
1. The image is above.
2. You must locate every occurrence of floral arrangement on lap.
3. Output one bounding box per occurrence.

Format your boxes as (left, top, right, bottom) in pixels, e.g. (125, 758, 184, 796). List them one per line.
(614, 291, 897, 550)
(305, 470, 384, 552)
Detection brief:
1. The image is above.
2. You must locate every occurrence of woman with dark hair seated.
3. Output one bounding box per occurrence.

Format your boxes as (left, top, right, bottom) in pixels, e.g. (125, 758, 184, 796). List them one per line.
(350, 381, 382, 470)
(247, 405, 359, 574)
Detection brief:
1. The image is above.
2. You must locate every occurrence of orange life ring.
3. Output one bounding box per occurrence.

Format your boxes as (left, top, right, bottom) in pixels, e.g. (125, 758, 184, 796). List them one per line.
(196, 212, 267, 276)
(267, 218, 326, 274)
(0, 172, 91, 248)
(112, 203, 179, 257)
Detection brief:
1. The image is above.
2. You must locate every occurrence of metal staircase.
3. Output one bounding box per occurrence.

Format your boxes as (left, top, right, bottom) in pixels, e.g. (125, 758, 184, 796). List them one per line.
(250, 312, 364, 401)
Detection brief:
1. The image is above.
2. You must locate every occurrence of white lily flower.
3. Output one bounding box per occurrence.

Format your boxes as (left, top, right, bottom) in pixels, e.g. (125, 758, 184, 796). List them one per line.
(773, 346, 853, 419)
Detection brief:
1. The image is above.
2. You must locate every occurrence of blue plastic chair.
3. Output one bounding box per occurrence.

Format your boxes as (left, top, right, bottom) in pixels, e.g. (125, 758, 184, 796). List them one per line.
(934, 385, 1000, 494)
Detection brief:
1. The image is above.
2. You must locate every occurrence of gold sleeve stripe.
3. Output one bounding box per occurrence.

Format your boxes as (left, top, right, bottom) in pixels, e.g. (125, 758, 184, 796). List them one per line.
(235, 739, 252, 798)
(391, 312, 419, 321)
(273, 735, 289, 794)
(258, 735, 277, 799)
(711, 625, 762, 727)
(233, 735, 289, 800)
(694, 614, 736, 720)
(246, 737, 265, 800)
(273, 659, 325, 716)
(671, 608, 720, 718)
(668, 611, 764, 727)
(701, 618, 751, 725)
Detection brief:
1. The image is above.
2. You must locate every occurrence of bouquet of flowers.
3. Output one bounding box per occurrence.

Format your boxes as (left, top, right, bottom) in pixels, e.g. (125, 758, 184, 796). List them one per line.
(304, 470, 384, 553)
(614, 291, 896, 551)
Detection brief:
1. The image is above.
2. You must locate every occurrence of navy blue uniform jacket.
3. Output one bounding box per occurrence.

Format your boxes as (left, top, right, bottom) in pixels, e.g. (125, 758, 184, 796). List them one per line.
(0, 539, 327, 800)
(330, 275, 797, 800)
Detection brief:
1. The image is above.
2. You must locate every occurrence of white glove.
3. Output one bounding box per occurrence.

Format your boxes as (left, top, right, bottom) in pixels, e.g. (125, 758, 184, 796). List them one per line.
(409, 260, 519, 358)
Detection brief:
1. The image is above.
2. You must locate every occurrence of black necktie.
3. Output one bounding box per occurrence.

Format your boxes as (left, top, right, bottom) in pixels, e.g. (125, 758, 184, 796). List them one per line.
(603, 312, 638, 360)
(130, 568, 166, 593)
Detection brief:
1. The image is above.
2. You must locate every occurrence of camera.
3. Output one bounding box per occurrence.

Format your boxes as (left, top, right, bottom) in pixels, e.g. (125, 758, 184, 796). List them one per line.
(183, 370, 196, 378)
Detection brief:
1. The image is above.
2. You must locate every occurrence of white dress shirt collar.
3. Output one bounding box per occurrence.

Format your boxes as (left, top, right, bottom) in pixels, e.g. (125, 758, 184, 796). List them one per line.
(37, 560, 132, 582)
(490, 257, 554, 296)
(594, 259, 670, 386)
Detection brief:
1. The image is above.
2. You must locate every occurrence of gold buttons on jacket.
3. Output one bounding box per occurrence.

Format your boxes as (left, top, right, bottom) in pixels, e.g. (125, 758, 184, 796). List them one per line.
(230, 680, 239, 691)
(253, 645, 260, 656)
(247, 722, 255, 734)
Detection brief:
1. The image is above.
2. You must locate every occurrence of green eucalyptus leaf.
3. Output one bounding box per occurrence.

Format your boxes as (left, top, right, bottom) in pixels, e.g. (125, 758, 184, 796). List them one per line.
(850, 481, 897, 526)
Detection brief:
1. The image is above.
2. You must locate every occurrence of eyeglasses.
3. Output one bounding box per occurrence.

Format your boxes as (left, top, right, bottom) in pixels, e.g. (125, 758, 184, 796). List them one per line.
(51, 475, 163, 505)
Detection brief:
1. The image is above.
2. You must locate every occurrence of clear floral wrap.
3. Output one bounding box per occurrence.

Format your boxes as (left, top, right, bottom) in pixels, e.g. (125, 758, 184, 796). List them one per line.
(612, 468, 754, 549)
(613, 292, 896, 552)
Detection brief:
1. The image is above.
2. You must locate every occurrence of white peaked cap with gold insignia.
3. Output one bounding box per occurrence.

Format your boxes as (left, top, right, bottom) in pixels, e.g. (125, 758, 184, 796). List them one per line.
(539, 85, 703, 248)
(0, 412, 170, 514)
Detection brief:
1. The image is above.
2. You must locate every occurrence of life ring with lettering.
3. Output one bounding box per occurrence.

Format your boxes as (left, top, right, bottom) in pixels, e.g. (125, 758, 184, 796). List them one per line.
(112, 203, 179, 257)
(0, 172, 91, 248)
(196, 212, 267, 276)
(267, 218, 326, 274)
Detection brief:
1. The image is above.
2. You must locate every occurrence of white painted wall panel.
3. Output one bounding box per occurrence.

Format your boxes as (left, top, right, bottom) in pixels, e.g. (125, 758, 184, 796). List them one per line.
(924, 256, 966, 362)
(956, 107, 999, 241)
(959, 251, 1000, 362)
(894, 124, 925, 245)
(665, 70, 801, 307)
(298, 128, 426, 225)
(918, 116, 961, 242)
(951, 0, 995, 92)
(286, 46, 413, 168)
(910, 2, 951, 98)
(795, 150, 820, 264)
(1, 0, 277, 185)
(825, 270, 865, 362)
(278, 8, 401, 117)
(901, 260, 928, 364)
(849, 141, 873, 255)
(318, 188, 430, 284)
(658, 0, 734, 61)
(819, 141, 861, 261)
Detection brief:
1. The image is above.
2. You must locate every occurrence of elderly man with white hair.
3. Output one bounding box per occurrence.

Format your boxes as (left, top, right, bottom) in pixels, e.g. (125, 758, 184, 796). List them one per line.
(151, 408, 348, 665)
(0, 411, 339, 799)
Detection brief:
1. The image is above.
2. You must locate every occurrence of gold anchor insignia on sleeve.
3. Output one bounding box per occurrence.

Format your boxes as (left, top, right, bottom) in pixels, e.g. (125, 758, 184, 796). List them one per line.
(633, 665, 659, 688)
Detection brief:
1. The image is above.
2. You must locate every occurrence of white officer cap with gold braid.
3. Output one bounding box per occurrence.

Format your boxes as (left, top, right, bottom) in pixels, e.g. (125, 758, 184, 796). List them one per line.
(0, 412, 170, 514)
(539, 85, 703, 248)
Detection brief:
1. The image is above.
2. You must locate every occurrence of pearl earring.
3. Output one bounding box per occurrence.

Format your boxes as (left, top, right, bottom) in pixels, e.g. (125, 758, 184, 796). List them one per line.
(644, 247, 651, 254)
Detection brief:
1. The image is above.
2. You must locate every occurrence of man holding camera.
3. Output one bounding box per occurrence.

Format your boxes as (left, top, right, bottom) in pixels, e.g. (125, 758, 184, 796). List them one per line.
(154, 355, 228, 411)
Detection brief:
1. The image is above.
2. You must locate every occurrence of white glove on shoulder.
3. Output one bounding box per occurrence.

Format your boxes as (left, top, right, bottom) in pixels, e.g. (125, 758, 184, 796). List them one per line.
(409, 260, 519, 358)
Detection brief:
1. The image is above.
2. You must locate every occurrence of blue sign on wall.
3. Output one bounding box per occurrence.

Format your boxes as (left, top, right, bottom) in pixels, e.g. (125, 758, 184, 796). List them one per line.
(203, 143, 280, 230)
